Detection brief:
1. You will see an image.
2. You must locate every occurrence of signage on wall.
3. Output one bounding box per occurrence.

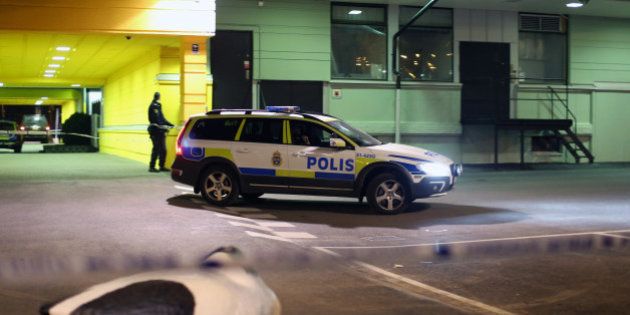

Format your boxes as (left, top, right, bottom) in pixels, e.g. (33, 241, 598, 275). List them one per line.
(332, 89, 342, 99)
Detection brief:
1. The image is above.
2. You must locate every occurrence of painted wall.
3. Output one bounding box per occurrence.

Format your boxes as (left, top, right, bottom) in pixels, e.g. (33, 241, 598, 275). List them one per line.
(215, 0, 330, 82)
(100, 47, 179, 166)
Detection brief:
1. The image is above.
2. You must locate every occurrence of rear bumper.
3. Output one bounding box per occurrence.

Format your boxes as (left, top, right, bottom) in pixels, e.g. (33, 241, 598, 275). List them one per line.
(171, 157, 201, 187)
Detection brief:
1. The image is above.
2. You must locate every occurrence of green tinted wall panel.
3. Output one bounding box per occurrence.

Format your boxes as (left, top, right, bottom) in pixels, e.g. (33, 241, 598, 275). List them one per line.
(216, 0, 330, 81)
(570, 16, 630, 84)
(592, 92, 630, 162)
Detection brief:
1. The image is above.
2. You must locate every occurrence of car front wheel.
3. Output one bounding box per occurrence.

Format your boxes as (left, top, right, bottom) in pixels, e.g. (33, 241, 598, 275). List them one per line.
(366, 173, 410, 214)
(200, 166, 240, 206)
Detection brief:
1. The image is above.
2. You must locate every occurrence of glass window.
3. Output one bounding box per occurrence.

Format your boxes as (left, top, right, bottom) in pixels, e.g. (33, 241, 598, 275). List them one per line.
(518, 14, 567, 84)
(189, 118, 241, 141)
(331, 3, 387, 80)
(290, 120, 335, 147)
(398, 7, 453, 82)
(240, 119, 283, 144)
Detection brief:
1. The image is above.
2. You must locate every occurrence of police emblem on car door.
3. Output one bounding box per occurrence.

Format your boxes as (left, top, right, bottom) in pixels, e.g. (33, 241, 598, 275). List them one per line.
(286, 120, 355, 192)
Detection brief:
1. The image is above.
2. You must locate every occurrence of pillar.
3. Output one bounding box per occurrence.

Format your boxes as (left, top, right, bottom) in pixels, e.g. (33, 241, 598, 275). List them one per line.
(180, 36, 209, 122)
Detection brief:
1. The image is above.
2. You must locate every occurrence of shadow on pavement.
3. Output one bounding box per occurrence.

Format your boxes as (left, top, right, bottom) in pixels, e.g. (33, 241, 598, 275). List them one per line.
(167, 194, 527, 230)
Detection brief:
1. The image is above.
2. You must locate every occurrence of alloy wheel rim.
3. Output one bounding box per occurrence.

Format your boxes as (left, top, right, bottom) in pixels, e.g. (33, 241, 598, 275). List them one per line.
(375, 180, 404, 211)
(205, 172, 232, 201)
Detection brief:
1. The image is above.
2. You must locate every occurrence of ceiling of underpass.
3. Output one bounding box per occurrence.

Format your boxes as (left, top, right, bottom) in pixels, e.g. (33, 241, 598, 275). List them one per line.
(0, 32, 179, 105)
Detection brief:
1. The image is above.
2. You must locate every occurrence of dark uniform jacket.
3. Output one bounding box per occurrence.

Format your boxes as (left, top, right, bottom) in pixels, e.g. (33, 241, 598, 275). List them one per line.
(148, 100, 173, 133)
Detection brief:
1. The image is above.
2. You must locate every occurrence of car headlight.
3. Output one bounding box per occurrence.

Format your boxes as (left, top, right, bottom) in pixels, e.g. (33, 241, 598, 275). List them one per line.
(418, 163, 452, 177)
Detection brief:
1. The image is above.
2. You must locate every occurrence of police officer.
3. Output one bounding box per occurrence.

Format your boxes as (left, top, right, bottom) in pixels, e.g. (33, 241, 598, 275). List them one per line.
(148, 92, 174, 172)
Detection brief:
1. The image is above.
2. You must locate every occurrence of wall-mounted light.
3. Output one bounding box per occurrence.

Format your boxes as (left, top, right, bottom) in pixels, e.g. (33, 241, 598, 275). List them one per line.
(71, 84, 81, 87)
(348, 10, 362, 15)
(0, 82, 4, 87)
(566, 0, 588, 8)
(35, 100, 44, 105)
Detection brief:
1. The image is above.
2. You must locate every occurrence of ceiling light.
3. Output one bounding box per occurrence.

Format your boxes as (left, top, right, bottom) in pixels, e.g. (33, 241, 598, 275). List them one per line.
(52, 56, 66, 61)
(566, 0, 588, 8)
(56, 46, 71, 51)
(45, 69, 56, 74)
(44, 74, 54, 78)
(348, 10, 362, 15)
(41, 97, 48, 100)
(49, 64, 60, 68)
(71, 84, 81, 87)
(0, 82, 3, 87)
(35, 100, 44, 105)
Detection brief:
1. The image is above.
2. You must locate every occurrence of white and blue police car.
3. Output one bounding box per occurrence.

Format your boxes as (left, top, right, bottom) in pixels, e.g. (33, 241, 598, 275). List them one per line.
(171, 106, 462, 214)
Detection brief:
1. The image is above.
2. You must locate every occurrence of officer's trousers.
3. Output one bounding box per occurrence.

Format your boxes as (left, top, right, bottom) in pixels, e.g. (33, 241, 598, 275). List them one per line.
(149, 131, 167, 168)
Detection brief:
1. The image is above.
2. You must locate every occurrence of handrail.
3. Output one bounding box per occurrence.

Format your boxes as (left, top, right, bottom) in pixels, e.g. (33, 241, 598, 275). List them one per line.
(547, 85, 578, 134)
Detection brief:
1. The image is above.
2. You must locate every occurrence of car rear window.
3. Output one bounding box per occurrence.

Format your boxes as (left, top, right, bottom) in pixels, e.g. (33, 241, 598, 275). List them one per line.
(189, 118, 241, 141)
(23, 115, 48, 127)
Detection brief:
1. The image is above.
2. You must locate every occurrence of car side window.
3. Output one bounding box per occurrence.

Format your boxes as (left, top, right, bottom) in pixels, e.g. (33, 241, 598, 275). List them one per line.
(239, 118, 283, 144)
(290, 121, 334, 147)
(189, 118, 241, 140)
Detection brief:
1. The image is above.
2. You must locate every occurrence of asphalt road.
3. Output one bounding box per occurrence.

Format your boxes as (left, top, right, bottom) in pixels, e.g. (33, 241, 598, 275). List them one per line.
(1, 145, 630, 314)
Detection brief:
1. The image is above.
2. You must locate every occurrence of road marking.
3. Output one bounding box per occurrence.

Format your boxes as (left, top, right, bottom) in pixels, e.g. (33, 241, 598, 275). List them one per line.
(174, 185, 194, 191)
(354, 261, 515, 315)
(245, 231, 293, 243)
(243, 213, 278, 220)
(320, 229, 630, 250)
(203, 205, 240, 216)
(215, 213, 255, 222)
(257, 221, 295, 228)
(274, 231, 317, 239)
(229, 221, 273, 232)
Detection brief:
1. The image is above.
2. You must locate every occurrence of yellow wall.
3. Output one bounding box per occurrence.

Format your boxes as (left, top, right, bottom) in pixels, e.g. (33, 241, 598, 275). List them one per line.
(61, 99, 76, 122)
(100, 46, 180, 166)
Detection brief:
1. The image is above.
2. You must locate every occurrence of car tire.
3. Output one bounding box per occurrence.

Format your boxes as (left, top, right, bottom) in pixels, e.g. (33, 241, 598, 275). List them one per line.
(241, 193, 263, 202)
(200, 166, 240, 206)
(366, 173, 410, 214)
(13, 145, 22, 153)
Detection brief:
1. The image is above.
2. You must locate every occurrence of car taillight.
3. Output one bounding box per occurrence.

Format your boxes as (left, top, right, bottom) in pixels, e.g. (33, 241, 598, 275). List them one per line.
(176, 119, 191, 156)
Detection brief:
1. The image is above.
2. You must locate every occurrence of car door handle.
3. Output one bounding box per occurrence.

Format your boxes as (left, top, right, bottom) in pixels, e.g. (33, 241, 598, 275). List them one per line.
(235, 148, 250, 153)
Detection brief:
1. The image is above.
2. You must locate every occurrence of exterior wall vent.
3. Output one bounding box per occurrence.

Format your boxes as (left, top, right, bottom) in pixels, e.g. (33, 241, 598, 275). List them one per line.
(519, 14, 566, 33)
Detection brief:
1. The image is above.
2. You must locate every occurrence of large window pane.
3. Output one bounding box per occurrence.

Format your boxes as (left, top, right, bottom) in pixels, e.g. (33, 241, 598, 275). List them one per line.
(331, 3, 387, 80)
(398, 7, 453, 82)
(519, 32, 567, 84)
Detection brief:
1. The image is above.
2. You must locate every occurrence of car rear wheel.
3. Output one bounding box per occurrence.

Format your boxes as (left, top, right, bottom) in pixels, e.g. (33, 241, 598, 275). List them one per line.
(200, 166, 239, 206)
(366, 173, 410, 214)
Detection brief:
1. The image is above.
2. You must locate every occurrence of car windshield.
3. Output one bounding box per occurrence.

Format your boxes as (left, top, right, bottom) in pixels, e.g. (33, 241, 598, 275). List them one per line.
(328, 119, 382, 147)
(23, 115, 48, 127)
(0, 122, 14, 131)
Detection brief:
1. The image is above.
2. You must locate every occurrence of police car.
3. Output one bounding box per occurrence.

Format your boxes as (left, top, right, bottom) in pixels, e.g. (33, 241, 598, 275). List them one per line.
(171, 106, 462, 214)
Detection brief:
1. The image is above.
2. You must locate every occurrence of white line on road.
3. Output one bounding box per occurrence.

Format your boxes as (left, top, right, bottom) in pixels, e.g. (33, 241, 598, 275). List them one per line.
(203, 205, 240, 216)
(354, 261, 515, 315)
(215, 213, 255, 222)
(257, 221, 295, 228)
(229, 221, 273, 232)
(320, 229, 630, 250)
(274, 231, 317, 239)
(245, 231, 293, 243)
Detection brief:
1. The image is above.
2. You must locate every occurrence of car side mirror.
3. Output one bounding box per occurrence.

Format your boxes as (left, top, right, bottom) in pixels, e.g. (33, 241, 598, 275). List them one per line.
(329, 138, 346, 148)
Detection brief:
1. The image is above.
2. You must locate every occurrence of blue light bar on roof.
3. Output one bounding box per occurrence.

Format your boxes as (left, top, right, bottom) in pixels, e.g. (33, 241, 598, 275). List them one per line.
(265, 106, 300, 113)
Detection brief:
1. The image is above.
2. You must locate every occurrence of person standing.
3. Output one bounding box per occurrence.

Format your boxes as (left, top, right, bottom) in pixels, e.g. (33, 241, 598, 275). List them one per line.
(148, 92, 174, 172)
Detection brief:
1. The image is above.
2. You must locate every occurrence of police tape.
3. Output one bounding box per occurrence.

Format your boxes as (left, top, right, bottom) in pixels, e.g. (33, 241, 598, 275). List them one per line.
(328, 232, 630, 262)
(15, 130, 99, 139)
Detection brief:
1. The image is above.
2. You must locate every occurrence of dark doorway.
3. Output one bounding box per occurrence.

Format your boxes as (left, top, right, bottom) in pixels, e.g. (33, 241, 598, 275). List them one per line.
(460, 42, 510, 123)
(259, 81, 323, 113)
(210, 30, 253, 109)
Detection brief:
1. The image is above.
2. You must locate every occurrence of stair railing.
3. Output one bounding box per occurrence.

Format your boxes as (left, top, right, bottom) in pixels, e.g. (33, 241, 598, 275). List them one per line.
(547, 85, 578, 135)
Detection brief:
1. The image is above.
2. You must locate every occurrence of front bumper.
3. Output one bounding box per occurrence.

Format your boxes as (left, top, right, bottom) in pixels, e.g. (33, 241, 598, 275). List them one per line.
(411, 176, 456, 199)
